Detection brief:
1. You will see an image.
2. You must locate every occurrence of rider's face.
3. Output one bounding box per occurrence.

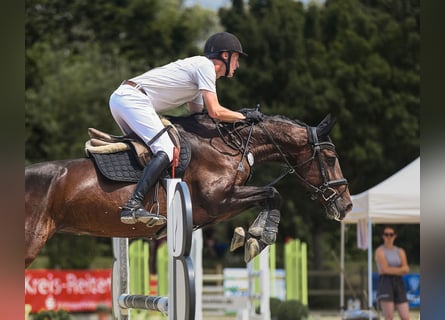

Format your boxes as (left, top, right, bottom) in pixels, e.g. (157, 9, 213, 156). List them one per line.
(227, 52, 240, 77)
(220, 52, 240, 78)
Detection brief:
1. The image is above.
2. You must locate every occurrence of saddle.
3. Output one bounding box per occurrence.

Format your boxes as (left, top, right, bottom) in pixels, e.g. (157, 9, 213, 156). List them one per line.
(85, 118, 191, 182)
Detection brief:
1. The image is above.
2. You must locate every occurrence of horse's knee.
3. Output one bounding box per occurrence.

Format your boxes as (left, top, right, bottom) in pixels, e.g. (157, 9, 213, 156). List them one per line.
(25, 256, 35, 268)
(25, 227, 53, 268)
(25, 243, 40, 268)
(265, 187, 281, 208)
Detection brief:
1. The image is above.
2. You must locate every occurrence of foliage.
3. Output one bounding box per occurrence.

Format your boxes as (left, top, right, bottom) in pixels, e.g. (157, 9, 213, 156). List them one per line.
(32, 309, 71, 320)
(25, 0, 419, 273)
(42, 234, 106, 269)
(25, 0, 220, 268)
(220, 0, 419, 190)
(269, 297, 283, 320)
(255, 298, 308, 320)
(25, 42, 128, 163)
(219, 0, 419, 270)
(277, 299, 309, 320)
(25, 0, 220, 164)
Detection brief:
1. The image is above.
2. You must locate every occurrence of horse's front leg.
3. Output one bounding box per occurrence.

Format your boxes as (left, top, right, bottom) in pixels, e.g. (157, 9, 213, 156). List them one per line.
(241, 208, 281, 262)
(223, 185, 281, 263)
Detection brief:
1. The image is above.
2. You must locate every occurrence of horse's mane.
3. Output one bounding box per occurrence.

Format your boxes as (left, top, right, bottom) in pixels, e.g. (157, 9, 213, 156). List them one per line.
(165, 113, 221, 138)
(266, 114, 307, 128)
(165, 112, 308, 137)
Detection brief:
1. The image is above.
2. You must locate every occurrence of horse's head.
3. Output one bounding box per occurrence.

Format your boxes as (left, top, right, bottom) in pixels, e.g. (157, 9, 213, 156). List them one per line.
(258, 114, 352, 220)
(290, 114, 352, 220)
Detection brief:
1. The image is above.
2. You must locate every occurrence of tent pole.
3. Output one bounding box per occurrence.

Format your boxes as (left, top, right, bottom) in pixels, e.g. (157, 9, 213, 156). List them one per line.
(340, 221, 345, 314)
(368, 218, 373, 320)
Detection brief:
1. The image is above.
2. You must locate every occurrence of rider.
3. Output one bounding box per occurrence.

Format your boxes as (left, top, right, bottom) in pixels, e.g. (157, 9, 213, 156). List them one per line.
(109, 32, 263, 226)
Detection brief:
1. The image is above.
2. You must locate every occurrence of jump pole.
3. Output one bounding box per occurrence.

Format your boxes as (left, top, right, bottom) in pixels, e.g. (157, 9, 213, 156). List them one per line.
(111, 178, 196, 320)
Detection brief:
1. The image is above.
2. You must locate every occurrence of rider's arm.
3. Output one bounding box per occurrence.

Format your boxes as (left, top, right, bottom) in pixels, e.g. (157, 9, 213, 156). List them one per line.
(375, 247, 410, 275)
(397, 248, 410, 275)
(201, 90, 246, 122)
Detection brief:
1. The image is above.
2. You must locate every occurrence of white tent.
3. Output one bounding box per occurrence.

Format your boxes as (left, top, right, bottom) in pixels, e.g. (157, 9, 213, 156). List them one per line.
(340, 157, 420, 315)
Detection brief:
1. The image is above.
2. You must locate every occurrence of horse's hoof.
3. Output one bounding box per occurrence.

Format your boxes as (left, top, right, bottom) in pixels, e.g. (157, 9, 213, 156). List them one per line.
(244, 238, 260, 263)
(230, 227, 246, 252)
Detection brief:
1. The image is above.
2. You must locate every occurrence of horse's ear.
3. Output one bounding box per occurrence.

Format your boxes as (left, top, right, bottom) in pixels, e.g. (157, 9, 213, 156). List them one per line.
(316, 114, 336, 136)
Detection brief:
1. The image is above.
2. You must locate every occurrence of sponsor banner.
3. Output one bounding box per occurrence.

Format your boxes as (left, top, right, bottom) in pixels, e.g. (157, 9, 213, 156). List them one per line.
(403, 274, 420, 308)
(25, 269, 112, 312)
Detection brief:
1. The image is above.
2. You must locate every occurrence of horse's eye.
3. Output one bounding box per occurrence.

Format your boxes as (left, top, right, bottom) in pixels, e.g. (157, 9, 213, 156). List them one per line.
(326, 156, 336, 167)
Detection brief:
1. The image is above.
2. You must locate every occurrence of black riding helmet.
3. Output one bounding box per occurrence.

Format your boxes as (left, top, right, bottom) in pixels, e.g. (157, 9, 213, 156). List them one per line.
(204, 32, 247, 77)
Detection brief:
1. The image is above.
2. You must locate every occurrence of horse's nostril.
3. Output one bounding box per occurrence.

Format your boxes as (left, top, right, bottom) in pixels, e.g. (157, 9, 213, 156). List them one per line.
(346, 203, 353, 213)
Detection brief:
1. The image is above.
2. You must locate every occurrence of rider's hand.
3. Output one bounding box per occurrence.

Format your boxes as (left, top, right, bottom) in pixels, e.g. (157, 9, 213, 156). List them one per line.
(238, 108, 264, 124)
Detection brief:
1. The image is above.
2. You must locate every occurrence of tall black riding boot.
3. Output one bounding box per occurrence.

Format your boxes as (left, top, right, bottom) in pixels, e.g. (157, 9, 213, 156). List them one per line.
(120, 151, 170, 225)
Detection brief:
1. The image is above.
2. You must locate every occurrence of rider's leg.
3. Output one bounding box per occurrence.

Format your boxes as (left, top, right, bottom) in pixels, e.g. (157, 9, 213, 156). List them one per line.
(110, 88, 174, 225)
(120, 150, 170, 224)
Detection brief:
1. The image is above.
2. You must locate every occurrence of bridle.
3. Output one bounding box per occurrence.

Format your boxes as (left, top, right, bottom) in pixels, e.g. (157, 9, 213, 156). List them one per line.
(213, 118, 348, 209)
(259, 123, 348, 209)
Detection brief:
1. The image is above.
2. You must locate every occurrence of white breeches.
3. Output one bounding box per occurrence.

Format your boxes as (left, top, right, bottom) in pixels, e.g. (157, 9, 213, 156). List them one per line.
(109, 85, 174, 162)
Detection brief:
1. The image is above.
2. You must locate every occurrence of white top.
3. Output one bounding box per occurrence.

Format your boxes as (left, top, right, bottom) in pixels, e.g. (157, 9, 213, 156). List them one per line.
(131, 56, 216, 112)
(376, 245, 402, 273)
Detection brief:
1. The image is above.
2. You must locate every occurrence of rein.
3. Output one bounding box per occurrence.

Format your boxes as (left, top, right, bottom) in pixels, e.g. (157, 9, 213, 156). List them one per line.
(258, 122, 295, 186)
(213, 121, 246, 156)
(258, 122, 348, 207)
(213, 117, 348, 208)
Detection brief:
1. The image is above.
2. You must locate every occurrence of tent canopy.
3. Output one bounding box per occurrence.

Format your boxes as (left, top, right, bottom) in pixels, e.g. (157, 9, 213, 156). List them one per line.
(340, 157, 420, 312)
(344, 157, 420, 224)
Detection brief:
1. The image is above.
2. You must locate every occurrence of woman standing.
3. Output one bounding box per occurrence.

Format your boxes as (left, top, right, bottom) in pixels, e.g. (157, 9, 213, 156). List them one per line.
(375, 226, 410, 320)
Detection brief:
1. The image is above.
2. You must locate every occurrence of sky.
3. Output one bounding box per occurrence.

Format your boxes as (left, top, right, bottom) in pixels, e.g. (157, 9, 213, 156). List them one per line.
(184, 0, 320, 11)
(183, 0, 232, 11)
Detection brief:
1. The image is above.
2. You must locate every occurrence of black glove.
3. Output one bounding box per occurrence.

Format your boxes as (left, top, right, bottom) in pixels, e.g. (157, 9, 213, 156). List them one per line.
(238, 108, 264, 123)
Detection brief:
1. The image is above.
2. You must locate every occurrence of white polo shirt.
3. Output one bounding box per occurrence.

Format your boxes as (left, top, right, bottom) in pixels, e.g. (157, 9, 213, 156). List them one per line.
(131, 56, 216, 112)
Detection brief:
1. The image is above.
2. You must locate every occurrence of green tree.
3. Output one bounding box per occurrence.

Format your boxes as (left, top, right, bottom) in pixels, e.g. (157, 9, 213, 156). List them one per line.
(25, 0, 419, 276)
(26, 0, 220, 163)
(25, 0, 219, 268)
(25, 42, 128, 163)
(218, 0, 419, 271)
(33, 309, 71, 320)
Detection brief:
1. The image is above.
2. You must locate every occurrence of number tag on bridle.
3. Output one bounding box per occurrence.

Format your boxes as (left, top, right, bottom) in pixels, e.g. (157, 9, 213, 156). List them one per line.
(247, 152, 254, 166)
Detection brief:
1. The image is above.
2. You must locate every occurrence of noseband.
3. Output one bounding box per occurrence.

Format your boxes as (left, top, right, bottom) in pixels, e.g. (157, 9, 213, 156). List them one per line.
(260, 123, 348, 208)
(304, 127, 348, 205)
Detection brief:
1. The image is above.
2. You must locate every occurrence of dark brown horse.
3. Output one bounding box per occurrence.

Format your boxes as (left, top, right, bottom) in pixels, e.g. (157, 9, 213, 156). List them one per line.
(25, 113, 352, 267)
